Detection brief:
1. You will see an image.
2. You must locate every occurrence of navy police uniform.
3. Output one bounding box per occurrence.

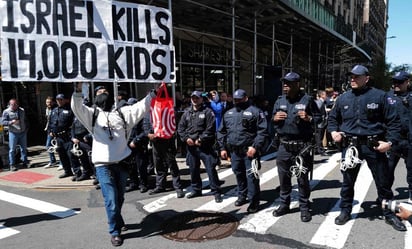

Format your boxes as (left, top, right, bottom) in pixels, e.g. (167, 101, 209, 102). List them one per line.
(146, 113, 183, 196)
(127, 118, 150, 192)
(327, 66, 402, 228)
(217, 89, 268, 210)
(178, 92, 221, 200)
(387, 90, 412, 188)
(48, 95, 74, 177)
(70, 117, 93, 180)
(273, 92, 317, 213)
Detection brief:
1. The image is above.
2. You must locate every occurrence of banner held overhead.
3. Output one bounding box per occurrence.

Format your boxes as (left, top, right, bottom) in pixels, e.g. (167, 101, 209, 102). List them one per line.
(0, 0, 175, 83)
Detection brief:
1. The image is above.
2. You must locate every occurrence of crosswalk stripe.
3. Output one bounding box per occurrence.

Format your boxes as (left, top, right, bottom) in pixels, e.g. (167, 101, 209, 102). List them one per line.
(195, 166, 279, 211)
(238, 153, 341, 234)
(310, 161, 373, 249)
(0, 190, 79, 218)
(143, 167, 234, 213)
(143, 153, 277, 213)
(405, 222, 412, 249)
(0, 225, 20, 239)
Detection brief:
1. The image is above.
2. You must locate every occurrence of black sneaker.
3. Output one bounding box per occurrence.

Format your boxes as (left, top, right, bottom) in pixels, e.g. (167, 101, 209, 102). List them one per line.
(247, 201, 259, 213)
(300, 209, 312, 222)
(125, 183, 138, 192)
(10, 165, 18, 171)
(335, 211, 351, 225)
(272, 205, 290, 217)
(59, 172, 74, 178)
(176, 189, 185, 198)
(214, 193, 223, 203)
(149, 188, 166, 195)
(140, 185, 148, 193)
(76, 174, 91, 181)
(111, 235, 123, 247)
(186, 191, 202, 199)
(234, 197, 248, 206)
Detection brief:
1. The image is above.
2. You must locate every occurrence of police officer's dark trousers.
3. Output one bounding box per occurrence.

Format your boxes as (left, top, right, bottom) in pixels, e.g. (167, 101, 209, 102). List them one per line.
(276, 144, 311, 210)
(129, 149, 149, 188)
(69, 141, 93, 177)
(405, 146, 412, 199)
(152, 138, 182, 190)
(230, 151, 260, 203)
(340, 144, 393, 216)
(186, 145, 220, 194)
(388, 140, 410, 191)
(56, 134, 72, 175)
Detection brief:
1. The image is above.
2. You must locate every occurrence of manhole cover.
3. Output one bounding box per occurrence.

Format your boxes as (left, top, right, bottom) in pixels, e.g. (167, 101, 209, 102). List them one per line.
(161, 211, 239, 242)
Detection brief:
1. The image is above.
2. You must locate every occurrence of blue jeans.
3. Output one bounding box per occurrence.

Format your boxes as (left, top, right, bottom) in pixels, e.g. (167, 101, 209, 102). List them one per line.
(8, 131, 28, 166)
(45, 134, 56, 163)
(95, 164, 128, 236)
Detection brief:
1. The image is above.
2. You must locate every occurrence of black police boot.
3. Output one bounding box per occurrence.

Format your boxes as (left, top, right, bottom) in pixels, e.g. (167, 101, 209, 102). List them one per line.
(335, 211, 351, 225)
(247, 201, 259, 213)
(385, 214, 407, 231)
(272, 205, 290, 217)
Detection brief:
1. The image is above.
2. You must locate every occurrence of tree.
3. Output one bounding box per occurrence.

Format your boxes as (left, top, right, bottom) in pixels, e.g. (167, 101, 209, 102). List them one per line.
(369, 56, 391, 91)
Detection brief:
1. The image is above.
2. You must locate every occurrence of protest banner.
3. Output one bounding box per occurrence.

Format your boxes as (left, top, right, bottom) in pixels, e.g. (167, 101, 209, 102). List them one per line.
(0, 0, 175, 83)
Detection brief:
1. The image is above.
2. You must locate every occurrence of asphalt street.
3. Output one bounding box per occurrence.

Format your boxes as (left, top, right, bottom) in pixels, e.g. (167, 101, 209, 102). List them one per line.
(0, 146, 411, 249)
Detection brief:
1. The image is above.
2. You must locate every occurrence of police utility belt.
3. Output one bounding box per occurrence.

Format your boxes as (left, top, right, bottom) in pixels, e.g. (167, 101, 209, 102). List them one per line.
(280, 139, 310, 153)
(227, 144, 248, 154)
(53, 130, 69, 137)
(341, 134, 382, 148)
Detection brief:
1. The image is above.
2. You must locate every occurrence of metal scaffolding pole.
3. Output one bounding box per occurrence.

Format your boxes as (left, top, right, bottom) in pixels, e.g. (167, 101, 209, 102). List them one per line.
(253, 11, 257, 96)
(272, 24, 275, 66)
(169, 0, 176, 105)
(231, 1, 236, 93)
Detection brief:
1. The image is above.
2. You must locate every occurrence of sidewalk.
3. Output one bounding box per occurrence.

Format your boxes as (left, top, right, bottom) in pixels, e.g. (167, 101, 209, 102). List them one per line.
(0, 145, 229, 190)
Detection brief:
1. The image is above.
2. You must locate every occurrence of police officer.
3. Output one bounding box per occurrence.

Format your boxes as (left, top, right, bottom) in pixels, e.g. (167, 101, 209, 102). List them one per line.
(178, 91, 222, 203)
(387, 71, 412, 200)
(272, 72, 318, 222)
(328, 65, 405, 231)
(126, 116, 150, 193)
(69, 116, 93, 181)
(147, 115, 185, 199)
(217, 89, 268, 213)
(48, 94, 75, 178)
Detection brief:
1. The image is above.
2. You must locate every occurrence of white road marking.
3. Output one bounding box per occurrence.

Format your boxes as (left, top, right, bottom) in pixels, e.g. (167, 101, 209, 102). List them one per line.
(310, 161, 372, 249)
(238, 153, 341, 234)
(195, 166, 279, 211)
(405, 220, 412, 249)
(143, 168, 234, 213)
(143, 152, 277, 213)
(0, 190, 79, 218)
(0, 190, 79, 240)
(0, 225, 20, 239)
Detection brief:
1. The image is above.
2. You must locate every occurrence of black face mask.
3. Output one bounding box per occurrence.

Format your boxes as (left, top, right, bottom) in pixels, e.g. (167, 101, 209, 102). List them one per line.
(235, 101, 249, 111)
(95, 93, 114, 111)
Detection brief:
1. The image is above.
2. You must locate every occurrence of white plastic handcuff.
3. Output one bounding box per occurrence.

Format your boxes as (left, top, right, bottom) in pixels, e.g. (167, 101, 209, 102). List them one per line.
(247, 158, 260, 179)
(340, 145, 363, 171)
(70, 143, 83, 157)
(47, 137, 59, 153)
(290, 155, 308, 178)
